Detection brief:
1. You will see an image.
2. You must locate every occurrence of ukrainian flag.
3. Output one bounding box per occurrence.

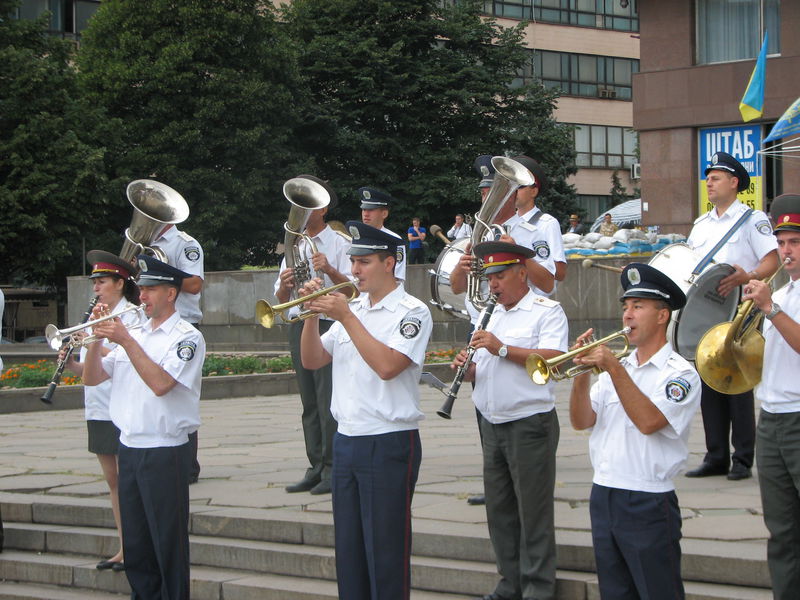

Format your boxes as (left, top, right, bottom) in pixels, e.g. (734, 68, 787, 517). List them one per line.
(739, 32, 768, 122)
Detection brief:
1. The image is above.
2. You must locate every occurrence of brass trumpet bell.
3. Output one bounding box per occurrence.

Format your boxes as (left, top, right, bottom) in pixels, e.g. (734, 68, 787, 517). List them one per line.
(256, 281, 359, 328)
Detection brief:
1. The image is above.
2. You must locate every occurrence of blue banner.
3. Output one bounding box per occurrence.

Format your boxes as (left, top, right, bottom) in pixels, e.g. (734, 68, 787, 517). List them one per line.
(764, 97, 800, 143)
(698, 125, 762, 212)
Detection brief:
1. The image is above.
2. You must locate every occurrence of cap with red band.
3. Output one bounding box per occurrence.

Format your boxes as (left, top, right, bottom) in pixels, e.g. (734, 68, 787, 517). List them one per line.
(771, 194, 800, 233)
(473, 241, 535, 275)
(86, 250, 135, 280)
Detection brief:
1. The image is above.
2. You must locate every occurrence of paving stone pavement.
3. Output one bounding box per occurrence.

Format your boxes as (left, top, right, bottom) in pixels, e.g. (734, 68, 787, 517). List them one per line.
(0, 380, 768, 550)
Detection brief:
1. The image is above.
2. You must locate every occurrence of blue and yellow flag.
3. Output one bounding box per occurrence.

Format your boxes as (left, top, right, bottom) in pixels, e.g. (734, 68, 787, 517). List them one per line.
(739, 32, 768, 122)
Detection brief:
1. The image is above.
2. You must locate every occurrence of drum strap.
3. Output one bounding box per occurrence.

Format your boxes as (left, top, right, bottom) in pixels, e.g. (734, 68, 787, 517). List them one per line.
(692, 208, 753, 276)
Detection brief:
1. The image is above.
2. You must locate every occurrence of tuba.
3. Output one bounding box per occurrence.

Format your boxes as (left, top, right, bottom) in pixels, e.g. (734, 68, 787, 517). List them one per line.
(282, 177, 331, 288)
(466, 156, 535, 309)
(119, 180, 190, 264)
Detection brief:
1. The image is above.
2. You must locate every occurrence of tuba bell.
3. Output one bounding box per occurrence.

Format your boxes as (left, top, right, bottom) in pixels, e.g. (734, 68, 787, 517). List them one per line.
(119, 180, 190, 264)
(282, 177, 331, 288)
(466, 156, 535, 309)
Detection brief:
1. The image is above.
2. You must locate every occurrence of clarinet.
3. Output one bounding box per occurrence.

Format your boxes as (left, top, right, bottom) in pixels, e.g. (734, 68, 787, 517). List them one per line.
(40, 296, 98, 405)
(437, 295, 498, 419)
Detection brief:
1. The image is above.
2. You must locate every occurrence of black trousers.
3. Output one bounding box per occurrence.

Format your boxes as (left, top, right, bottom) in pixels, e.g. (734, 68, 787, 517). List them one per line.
(289, 320, 336, 482)
(408, 247, 424, 264)
(699, 381, 755, 468)
(119, 442, 191, 600)
(332, 430, 421, 600)
(590, 485, 684, 600)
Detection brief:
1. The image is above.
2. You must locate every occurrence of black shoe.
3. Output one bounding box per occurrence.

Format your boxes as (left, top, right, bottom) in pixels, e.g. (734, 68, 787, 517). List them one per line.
(286, 476, 321, 493)
(467, 494, 485, 505)
(727, 462, 752, 481)
(309, 480, 332, 495)
(96, 560, 122, 570)
(111, 562, 125, 572)
(685, 462, 729, 478)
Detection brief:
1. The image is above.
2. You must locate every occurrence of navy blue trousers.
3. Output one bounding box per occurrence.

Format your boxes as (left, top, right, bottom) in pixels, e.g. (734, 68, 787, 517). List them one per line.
(332, 430, 421, 600)
(590, 484, 684, 600)
(119, 442, 191, 600)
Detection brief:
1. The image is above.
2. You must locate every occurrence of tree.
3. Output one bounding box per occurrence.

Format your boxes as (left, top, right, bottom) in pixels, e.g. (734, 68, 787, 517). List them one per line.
(610, 170, 630, 206)
(0, 0, 110, 286)
(76, 0, 310, 269)
(282, 0, 578, 232)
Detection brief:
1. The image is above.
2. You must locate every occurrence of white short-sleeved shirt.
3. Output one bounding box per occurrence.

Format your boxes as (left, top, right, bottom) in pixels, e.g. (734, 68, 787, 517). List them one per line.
(320, 284, 432, 436)
(273, 225, 352, 321)
(152, 226, 204, 323)
(103, 311, 205, 448)
(471, 290, 568, 423)
(503, 207, 565, 297)
(79, 298, 145, 421)
(757, 279, 800, 413)
(687, 200, 777, 273)
(448, 222, 473, 239)
(588, 343, 701, 493)
(382, 226, 407, 282)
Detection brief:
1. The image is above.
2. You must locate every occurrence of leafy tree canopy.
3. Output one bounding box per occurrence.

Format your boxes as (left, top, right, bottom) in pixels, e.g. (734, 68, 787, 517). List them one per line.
(0, 0, 110, 286)
(282, 0, 578, 235)
(76, 0, 310, 269)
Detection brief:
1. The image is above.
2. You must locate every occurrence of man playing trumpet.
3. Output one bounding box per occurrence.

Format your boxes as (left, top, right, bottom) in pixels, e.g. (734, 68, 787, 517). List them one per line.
(569, 263, 700, 600)
(299, 222, 432, 600)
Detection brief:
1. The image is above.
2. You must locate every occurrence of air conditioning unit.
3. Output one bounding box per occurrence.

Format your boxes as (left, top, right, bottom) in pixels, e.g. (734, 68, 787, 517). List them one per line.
(630, 162, 641, 180)
(598, 88, 618, 99)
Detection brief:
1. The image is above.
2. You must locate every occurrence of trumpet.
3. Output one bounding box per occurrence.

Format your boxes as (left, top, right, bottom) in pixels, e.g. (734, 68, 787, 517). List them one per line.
(256, 281, 359, 328)
(45, 304, 144, 351)
(526, 327, 631, 384)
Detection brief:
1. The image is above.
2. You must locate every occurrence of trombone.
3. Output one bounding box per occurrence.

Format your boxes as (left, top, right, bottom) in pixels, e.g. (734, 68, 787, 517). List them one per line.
(256, 281, 359, 329)
(526, 327, 631, 384)
(45, 304, 144, 351)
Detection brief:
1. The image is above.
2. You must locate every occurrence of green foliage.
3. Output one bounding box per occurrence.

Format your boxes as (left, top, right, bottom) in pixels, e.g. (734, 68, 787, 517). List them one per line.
(202, 354, 293, 376)
(0, 0, 111, 286)
(0, 359, 80, 388)
(610, 170, 630, 206)
(75, 0, 310, 269)
(282, 0, 579, 230)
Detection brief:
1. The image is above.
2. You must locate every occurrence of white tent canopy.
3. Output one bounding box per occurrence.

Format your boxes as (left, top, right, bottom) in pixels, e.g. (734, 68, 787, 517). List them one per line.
(590, 199, 642, 232)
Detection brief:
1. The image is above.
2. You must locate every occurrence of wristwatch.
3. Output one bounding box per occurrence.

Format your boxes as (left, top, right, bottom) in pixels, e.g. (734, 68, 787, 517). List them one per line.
(498, 344, 508, 358)
(765, 303, 782, 320)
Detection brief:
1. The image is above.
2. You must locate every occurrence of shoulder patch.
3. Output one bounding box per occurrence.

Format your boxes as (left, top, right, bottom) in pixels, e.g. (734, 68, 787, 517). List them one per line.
(184, 246, 201, 261)
(665, 377, 691, 403)
(396, 246, 405, 264)
(532, 240, 551, 259)
(399, 316, 422, 339)
(755, 219, 773, 236)
(177, 339, 197, 362)
(533, 296, 560, 308)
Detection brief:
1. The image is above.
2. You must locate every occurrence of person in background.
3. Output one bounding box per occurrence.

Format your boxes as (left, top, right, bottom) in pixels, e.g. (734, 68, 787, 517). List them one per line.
(407, 217, 427, 264)
(358, 187, 407, 282)
(448, 213, 473, 240)
(565, 214, 587, 235)
(59, 250, 145, 573)
(599, 213, 619, 237)
(151, 222, 204, 484)
(570, 263, 700, 600)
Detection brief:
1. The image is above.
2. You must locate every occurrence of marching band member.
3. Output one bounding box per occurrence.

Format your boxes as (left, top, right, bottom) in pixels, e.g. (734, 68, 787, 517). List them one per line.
(685, 152, 779, 481)
(744, 193, 800, 600)
(59, 250, 144, 572)
(275, 175, 351, 496)
(451, 241, 568, 600)
(83, 255, 205, 600)
(300, 222, 432, 600)
(570, 263, 700, 600)
(357, 187, 407, 282)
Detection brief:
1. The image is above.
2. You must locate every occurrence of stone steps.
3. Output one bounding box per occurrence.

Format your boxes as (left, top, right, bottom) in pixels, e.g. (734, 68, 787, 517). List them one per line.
(0, 495, 773, 599)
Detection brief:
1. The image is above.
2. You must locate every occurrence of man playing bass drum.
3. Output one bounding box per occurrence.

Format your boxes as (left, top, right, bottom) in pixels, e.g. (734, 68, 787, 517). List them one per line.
(685, 152, 778, 481)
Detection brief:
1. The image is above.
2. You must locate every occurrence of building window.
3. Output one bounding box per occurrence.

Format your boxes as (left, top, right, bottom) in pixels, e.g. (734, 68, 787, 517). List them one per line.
(696, 0, 780, 64)
(14, 0, 100, 39)
(481, 0, 639, 32)
(577, 194, 613, 221)
(573, 124, 637, 169)
(529, 50, 638, 100)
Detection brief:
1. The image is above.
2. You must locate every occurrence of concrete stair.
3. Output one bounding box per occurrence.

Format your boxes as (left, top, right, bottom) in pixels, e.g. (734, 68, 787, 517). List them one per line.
(0, 496, 773, 599)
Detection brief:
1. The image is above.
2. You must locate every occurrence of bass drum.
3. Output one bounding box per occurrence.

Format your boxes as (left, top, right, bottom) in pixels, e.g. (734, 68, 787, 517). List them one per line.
(648, 242, 741, 361)
(429, 238, 472, 320)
